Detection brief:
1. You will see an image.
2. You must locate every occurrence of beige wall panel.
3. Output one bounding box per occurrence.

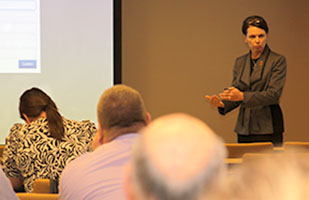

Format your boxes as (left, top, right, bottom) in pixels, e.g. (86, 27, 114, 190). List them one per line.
(122, 0, 309, 142)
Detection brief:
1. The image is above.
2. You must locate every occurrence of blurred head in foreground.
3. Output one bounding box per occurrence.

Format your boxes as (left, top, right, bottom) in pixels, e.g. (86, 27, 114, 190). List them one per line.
(126, 113, 227, 200)
(216, 150, 309, 200)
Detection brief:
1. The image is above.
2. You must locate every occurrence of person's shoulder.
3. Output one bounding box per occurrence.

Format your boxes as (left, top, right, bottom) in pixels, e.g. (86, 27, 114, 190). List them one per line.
(7, 123, 26, 140)
(10, 123, 23, 132)
(235, 52, 249, 62)
(269, 49, 286, 59)
(63, 118, 95, 127)
(268, 49, 287, 66)
(237, 52, 249, 59)
(72, 151, 91, 163)
(265, 45, 283, 57)
(62, 151, 92, 175)
(59, 151, 92, 194)
(63, 118, 96, 133)
(233, 53, 249, 69)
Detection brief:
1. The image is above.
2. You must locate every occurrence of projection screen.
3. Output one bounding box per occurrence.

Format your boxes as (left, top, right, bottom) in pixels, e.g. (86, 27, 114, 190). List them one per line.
(0, 0, 121, 143)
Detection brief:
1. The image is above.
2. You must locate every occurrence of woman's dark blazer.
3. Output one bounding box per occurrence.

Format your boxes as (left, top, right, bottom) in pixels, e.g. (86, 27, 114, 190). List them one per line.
(219, 45, 287, 135)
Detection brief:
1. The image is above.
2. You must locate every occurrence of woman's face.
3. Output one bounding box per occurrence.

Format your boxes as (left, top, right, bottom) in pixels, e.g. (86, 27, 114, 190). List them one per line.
(244, 26, 268, 54)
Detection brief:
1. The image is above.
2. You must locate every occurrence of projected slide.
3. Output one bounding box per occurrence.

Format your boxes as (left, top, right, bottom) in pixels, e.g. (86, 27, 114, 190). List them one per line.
(0, 0, 40, 73)
(0, 0, 115, 144)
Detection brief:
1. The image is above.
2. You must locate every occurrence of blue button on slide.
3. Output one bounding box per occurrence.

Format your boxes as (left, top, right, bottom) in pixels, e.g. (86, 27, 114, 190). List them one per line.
(19, 60, 37, 69)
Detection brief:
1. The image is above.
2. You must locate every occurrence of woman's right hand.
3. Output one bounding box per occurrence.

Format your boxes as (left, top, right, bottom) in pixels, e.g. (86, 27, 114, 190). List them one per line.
(205, 95, 225, 108)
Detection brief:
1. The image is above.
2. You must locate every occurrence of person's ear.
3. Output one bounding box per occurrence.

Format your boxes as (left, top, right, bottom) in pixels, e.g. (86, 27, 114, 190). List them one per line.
(243, 34, 248, 44)
(91, 124, 104, 150)
(39, 111, 47, 118)
(145, 112, 151, 125)
(98, 124, 104, 144)
(22, 114, 31, 124)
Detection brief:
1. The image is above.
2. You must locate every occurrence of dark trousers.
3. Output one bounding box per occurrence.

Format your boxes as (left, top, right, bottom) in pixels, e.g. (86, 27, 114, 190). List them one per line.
(237, 132, 283, 147)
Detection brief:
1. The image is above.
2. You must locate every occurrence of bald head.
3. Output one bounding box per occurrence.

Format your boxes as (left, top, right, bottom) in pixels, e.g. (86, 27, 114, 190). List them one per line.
(143, 113, 218, 183)
(129, 113, 226, 200)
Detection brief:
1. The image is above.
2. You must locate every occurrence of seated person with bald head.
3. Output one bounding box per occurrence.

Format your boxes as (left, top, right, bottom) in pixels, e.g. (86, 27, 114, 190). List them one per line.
(125, 113, 227, 200)
(59, 84, 151, 200)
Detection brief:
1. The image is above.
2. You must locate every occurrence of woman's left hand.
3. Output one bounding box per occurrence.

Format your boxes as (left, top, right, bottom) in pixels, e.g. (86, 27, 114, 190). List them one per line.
(219, 87, 244, 101)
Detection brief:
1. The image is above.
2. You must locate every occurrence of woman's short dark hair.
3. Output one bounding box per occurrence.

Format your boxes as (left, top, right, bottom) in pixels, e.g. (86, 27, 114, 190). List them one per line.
(19, 87, 64, 140)
(242, 15, 269, 35)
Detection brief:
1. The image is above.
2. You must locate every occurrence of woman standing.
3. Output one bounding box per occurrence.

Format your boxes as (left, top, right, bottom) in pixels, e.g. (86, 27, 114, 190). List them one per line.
(1, 87, 96, 192)
(206, 16, 287, 146)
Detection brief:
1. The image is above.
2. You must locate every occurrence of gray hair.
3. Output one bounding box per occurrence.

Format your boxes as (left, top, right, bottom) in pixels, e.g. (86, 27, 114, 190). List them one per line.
(131, 135, 227, 200)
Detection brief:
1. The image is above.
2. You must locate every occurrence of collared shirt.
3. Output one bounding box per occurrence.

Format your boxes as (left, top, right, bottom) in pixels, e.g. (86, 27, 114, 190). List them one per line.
(59, 133, 140, 200)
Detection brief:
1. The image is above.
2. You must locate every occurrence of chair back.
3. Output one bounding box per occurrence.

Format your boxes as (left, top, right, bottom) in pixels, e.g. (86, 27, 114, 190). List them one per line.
(33, 179, 51, 193)
(284, 141, 309, 152)
(242, 152, 277, 166)
(17, 193, 59, 200)
(0, 145, 5, 157)
(242, 152, 309, 167)
(225, 142, 274, 158)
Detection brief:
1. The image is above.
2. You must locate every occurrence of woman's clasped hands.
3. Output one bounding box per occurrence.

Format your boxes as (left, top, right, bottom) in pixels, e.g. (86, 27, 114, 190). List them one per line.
(205, 87, 244, 108)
